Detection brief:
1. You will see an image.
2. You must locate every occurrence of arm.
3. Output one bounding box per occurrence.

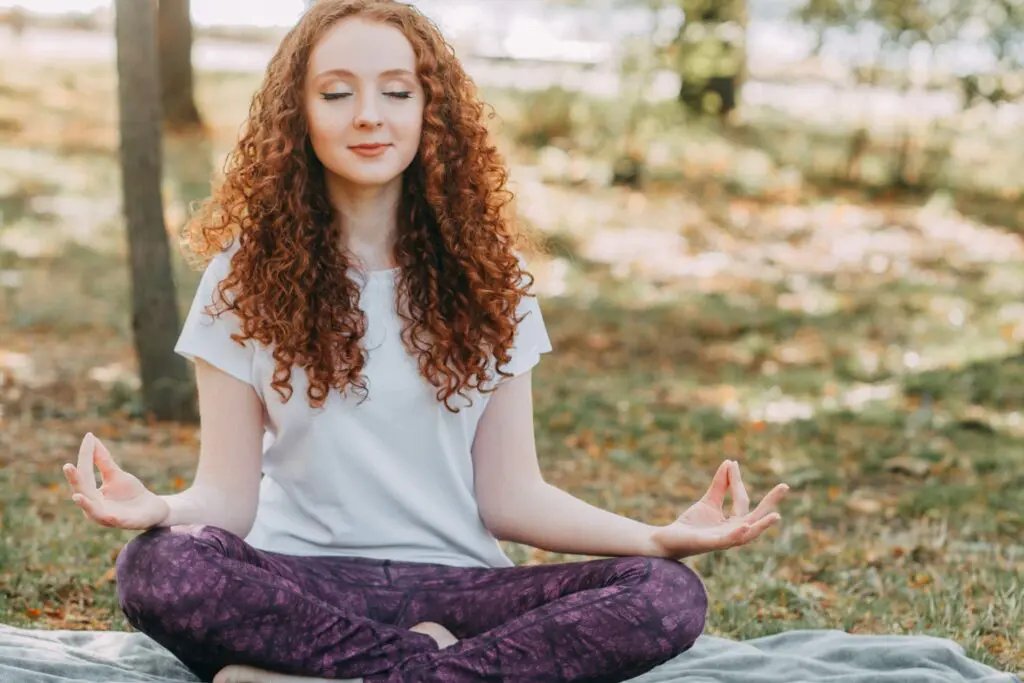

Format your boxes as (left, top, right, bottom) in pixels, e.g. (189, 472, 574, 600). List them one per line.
(158, 358, 264, 538)
(472, 372, 665, 558)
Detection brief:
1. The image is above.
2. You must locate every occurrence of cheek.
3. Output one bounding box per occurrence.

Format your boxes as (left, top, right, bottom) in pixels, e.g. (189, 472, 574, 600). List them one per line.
(307, 106, 345, 145)
(396, 107, 424, 149)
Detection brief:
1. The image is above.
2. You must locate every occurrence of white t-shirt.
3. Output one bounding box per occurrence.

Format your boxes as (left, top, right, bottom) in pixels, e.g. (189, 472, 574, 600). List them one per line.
(173, 242, 552, 568)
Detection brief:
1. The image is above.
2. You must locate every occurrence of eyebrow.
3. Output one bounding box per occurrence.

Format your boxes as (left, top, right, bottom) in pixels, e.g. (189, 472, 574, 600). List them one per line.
(313, 68, 416, 80)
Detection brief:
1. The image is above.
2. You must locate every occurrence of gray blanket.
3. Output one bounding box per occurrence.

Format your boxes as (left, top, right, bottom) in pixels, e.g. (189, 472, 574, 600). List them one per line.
(0, 624, 1019, 683)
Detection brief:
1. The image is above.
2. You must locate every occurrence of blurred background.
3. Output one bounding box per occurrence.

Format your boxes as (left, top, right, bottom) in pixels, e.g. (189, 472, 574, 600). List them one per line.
(0, 0, 1021, 671)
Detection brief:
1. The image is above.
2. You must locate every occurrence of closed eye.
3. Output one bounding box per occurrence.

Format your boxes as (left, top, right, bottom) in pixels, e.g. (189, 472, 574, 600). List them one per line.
(321, 92, 351, 101)
(384, 91, 413, 100)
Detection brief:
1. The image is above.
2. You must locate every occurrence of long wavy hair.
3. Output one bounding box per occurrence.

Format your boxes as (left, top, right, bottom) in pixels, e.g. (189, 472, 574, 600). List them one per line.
(181, 0, 537, 412)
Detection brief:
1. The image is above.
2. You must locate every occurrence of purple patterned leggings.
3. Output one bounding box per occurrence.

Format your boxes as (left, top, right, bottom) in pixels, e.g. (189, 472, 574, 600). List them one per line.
(114, 525, 708, 682)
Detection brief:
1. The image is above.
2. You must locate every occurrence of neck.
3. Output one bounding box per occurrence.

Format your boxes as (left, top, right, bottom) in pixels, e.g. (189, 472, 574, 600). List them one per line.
(326, 174, 403, 271)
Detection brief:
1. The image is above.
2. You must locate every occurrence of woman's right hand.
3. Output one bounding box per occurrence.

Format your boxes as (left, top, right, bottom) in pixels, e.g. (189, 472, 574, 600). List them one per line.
(63, 433, 170, 530)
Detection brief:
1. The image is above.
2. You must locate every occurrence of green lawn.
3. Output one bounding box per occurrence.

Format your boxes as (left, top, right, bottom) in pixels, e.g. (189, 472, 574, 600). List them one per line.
(0, 59, 1022, 674)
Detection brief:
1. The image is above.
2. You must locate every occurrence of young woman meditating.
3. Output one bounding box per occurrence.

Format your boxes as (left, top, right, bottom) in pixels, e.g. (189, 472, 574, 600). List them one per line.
(62, 1, 789, 681)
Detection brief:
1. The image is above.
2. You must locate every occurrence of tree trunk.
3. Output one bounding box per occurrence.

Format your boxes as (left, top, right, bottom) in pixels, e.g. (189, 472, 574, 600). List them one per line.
(115, 0, 198, 423)
(158, 0, 203, 130)
(676, 0, 747, 122)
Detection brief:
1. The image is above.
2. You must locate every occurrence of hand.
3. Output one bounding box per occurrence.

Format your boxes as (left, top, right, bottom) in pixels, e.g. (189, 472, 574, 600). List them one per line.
(63, 433, 170, 530)
(650, 459, 788, 559)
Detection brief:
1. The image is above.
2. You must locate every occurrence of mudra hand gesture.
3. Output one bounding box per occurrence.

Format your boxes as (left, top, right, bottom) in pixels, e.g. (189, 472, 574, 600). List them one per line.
(62, 433, 170, 530)
(651, 459, 789, 559)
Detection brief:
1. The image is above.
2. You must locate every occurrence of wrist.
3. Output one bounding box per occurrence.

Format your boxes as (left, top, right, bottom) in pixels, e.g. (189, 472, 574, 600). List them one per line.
(643, 524, 671, 558)
(158, 495, 171, 526)
(153, 492, 176, 528)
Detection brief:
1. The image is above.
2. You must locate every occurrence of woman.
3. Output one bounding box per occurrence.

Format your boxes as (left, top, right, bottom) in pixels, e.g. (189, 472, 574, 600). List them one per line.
(62, 1, 789, 681)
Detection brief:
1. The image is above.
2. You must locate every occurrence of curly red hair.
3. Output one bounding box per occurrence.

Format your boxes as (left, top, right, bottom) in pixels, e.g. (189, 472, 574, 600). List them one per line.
(181, 0, 536, 411)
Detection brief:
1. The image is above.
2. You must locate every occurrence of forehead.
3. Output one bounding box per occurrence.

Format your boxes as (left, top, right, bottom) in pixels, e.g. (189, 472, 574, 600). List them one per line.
(308, 17, 417, 77)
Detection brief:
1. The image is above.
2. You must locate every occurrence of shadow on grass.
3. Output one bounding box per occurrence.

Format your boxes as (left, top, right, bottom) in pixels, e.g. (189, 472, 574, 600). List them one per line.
(531, 288, 1024, 541)
(904, 352, 1024, 410)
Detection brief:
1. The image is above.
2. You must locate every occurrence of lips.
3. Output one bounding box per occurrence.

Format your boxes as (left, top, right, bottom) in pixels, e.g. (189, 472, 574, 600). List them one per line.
(348, 143, 391, 158)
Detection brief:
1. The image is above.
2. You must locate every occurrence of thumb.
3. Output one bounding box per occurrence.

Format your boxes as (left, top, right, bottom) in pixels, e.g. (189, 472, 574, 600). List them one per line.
(92, 438, 122, 482)
(700, 460, 731, 509)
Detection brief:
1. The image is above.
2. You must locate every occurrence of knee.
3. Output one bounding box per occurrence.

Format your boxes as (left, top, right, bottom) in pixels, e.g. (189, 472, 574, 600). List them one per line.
(115, 525, 213, 627)
(644, 558, 708, 654)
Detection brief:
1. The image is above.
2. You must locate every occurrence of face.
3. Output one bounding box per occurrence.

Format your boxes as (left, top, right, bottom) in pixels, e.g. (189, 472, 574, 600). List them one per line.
(305, 17, 424, 190)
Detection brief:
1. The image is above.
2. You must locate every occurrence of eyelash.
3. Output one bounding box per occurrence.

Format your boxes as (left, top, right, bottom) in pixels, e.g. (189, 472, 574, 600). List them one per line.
(320, 92, 413, 101)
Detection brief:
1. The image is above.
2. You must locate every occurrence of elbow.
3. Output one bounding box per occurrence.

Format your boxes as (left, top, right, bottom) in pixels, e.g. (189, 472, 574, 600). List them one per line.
(478, 479, 545, 541)
(227, 515, 256, 541)
(221, 505, 259, 540)
(192, 483, 259, 540)
(480, 510, 511, 541)
(478, 499, 507, 538)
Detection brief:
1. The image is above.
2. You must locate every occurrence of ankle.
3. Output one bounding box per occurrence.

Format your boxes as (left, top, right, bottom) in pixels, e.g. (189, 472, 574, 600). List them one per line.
(410, 621, 458, 649)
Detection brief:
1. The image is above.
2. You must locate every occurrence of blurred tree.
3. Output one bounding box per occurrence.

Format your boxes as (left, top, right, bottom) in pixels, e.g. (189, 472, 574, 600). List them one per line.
(796, 0, 1024, 107)
(796, 0, 1024, 187)
(673, 0, 748, 121)
(158, 0, 203, 130)
(115, 0, 198, 423)
(550, 0, 748, 121)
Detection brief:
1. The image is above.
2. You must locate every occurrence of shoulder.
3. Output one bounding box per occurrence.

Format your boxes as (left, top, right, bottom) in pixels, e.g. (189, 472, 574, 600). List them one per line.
(211, 238, 243, 271)
(199, 238, 243, 284)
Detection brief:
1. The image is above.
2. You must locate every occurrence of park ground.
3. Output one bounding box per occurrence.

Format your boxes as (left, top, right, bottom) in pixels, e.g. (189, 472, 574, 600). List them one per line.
(0, 57, 1022, 673)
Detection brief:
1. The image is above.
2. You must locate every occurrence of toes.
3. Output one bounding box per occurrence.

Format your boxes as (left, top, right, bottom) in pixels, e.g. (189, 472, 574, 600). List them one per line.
(213, 665, 249, 683)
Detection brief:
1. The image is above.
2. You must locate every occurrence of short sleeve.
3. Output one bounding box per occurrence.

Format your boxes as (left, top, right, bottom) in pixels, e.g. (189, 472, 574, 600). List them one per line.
(498, 260, 553, 380)
(174, 250, 256, 386)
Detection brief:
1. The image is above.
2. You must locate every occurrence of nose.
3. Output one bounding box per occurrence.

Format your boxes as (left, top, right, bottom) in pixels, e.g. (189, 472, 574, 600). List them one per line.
(353, 93, 383, 130)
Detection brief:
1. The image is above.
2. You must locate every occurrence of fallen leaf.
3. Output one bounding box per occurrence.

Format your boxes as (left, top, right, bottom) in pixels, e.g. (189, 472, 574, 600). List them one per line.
(910, 572, 932, 588)
(846, 497, 883, 515)
(92, 566, 117, 588)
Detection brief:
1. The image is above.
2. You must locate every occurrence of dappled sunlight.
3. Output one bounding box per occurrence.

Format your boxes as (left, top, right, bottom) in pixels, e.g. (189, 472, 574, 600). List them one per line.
(1, 11, 1023, 669)
(518, 166, 1024, 450)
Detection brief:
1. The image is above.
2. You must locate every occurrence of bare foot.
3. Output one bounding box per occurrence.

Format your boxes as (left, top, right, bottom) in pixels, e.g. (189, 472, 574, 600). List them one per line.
(410, 621, 459, 649)
(212, 665, 361, 683)
(213, 624, 454, 682)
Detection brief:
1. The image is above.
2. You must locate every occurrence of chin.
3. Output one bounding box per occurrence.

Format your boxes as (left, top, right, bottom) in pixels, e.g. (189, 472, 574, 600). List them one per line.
(333, 166, 406, 188)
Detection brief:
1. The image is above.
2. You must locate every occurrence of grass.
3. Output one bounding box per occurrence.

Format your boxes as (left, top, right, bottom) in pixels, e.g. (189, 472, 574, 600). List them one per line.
(0, 58, 1022, 675)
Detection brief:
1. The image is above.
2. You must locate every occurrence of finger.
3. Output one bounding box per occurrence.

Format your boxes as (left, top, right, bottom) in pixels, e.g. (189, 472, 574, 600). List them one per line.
(737, 513, 782, 545)
(693, 518, 755, 551)
(721, 522, 754, 549)
(92, 438, 121, 483)
(63, 463, 99, 501)
(71, 493, 116, 527)
(700, 460, 733, 509)
(75, 433, 99, 495)
(745, 483, 790, 523)
(63, 463, 83, 494)
(729, 460, 750, 517)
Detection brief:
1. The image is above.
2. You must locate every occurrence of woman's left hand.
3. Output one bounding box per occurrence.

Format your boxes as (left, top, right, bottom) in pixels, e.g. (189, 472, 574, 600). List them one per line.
(649, 460, 789, 560)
